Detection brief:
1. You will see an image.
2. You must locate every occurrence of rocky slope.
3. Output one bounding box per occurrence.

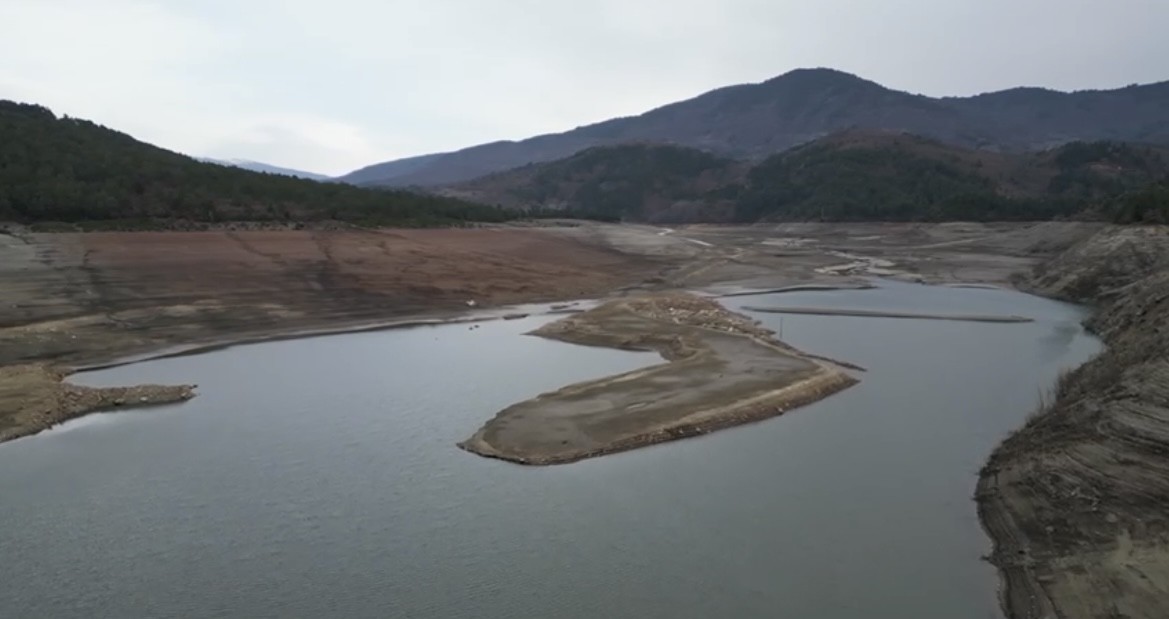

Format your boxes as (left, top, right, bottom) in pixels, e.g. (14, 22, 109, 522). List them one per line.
(342, 68, 1169, 187)
(978, 225, 1169, 618)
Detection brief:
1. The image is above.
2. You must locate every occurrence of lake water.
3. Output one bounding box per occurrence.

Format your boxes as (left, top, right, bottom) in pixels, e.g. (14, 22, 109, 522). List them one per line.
(0, 282, 1100, 618)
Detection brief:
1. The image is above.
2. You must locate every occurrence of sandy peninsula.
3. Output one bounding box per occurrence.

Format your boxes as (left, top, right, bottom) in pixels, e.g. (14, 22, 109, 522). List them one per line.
(459, 293, 858, 465)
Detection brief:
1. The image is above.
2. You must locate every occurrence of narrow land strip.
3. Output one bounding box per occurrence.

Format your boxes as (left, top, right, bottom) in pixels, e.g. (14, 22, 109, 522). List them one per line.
(743, 306, 1034, 323)
(0, 364, 194, 444)
(459, 293, 858, 465)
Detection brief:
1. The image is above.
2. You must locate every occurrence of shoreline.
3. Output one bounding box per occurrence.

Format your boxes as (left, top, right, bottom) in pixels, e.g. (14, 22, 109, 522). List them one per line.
(1, 221, 1144, 617)
(5, 300, 599, 444)
(972, 226, 1169, 619)
(458, 293, 859, 465)
(742, 305, 1034, 323)
(0, 364, 195, 444)
(3, 275, 1036, 449)
(71, 306, 570, 372)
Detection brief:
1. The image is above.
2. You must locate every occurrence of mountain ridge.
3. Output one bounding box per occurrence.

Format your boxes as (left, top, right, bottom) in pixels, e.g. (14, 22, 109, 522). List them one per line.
(198, 158, 331, 181)
(340, 68, 1169, 188)
(447, 130, 1169, 223)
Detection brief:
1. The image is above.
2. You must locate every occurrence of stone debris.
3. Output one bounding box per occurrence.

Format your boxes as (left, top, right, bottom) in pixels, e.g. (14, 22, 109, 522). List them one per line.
(624, 294, 770, 339)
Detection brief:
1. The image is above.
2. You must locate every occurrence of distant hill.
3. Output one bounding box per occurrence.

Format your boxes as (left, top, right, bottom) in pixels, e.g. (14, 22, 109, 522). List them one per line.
(442, 144, 745, 223)
(453, 131, 1169, 223)
(200, 158, 331, 181)
(0, 100, 511, 228)
(342, 152, 446, 186)
(340, 68, 1169, 188)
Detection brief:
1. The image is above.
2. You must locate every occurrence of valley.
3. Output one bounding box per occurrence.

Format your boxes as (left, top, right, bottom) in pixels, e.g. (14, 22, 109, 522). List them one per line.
(2, 52, 1168, 619)
(2, 220, 1167, 618)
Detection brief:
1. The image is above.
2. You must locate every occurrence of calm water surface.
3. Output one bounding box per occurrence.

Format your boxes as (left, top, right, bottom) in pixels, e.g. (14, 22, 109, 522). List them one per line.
(0, 283, 1100, 618)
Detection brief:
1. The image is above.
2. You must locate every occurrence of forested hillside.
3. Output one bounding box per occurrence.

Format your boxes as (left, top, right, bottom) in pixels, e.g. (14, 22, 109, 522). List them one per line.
(444, 144, 744, 222)
(0, 101, 510, 228)
(457, 131, 1169, 223)
(4, 99, 1164, 228)
(343, 68, 1169, 188)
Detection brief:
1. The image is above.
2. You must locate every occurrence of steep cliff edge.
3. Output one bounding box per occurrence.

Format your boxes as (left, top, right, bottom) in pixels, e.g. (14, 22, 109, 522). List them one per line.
(978, 226, 1169, 619)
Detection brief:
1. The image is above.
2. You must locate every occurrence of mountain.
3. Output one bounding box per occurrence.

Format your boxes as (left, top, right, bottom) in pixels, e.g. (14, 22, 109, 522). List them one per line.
(442, 143, 745, 222)
(341, 68, 1169, 188)
(201, 158, 331, 181)
(0, 100, 511, 228)
(452, 130, 1169, 223)
(342, 152, 446, 186)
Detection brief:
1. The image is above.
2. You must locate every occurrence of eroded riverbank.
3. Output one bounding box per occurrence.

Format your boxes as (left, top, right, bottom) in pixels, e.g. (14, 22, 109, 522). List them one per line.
(460, 293, 857, 464)
(976, 226, 1169, 619)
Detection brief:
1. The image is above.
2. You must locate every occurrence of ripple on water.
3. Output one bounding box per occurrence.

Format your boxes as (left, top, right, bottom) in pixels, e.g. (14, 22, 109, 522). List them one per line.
(0, 285, 1100, 618)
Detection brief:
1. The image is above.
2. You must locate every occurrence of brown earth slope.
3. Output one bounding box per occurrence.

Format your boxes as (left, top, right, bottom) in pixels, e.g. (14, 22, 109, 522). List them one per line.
(0, 226, 662, 367)
(978, 226, 1169, 619)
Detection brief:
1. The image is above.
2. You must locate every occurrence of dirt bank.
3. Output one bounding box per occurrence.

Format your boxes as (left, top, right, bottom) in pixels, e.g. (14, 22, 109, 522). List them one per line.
(977, 226, 1169, 619)
(0, 226, 663, 366)
(458, 293, 858, 465)
(0, 364, 195, 443)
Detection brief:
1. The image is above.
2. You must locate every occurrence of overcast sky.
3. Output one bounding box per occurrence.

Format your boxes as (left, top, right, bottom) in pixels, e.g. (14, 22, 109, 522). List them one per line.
(2, 0, 1167, 176)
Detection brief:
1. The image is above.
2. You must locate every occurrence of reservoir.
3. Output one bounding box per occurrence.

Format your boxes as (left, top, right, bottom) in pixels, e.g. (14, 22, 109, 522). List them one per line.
(0, 282, 1100, 618)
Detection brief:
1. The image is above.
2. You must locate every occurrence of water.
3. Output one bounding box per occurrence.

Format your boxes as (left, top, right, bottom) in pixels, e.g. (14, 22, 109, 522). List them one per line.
(0, 284, 1100, 618)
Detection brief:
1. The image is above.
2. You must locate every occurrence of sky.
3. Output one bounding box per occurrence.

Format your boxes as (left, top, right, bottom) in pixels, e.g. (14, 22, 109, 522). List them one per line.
(2, 0, 1167, 177)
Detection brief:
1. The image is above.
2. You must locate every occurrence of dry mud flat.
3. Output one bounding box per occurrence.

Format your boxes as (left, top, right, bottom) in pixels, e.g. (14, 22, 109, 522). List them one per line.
(459, 293, 857, 465)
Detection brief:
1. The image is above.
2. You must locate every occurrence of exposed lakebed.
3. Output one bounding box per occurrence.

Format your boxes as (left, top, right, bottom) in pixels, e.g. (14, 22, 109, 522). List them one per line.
(0, 282, 1099, 618)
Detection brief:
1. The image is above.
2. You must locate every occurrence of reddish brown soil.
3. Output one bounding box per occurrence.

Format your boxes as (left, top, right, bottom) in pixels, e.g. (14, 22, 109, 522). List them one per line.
(0, 227, 665, 366)
(77, 228, 650, 309)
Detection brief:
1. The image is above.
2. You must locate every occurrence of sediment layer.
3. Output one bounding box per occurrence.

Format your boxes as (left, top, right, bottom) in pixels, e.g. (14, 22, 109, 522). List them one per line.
(977, 226, 1169, 619)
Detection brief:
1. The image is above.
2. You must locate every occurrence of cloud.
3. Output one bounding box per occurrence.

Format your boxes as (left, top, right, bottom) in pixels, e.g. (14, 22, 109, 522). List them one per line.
(201, 114, 384, 175)
(2, 0, 1167, 176)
